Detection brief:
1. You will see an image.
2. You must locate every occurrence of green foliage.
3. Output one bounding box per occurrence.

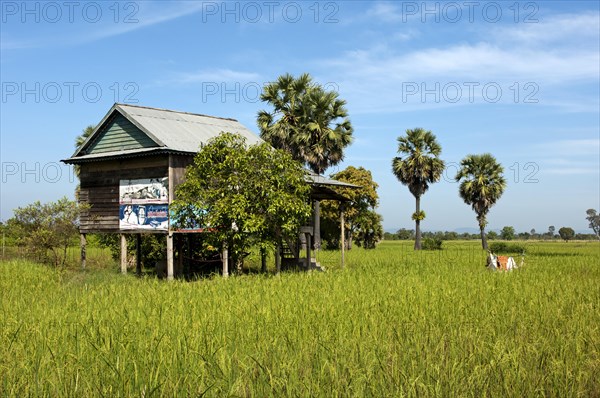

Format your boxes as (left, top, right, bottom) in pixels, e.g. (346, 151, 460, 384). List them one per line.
(558, 227, 575, 242)
(320, 166, 382, 250)
(95, 233, 166, 268)
(422, 237, 443, 250)
(353, 210, 383, 249)
(258, 73, 353, 175)
(500, 226, 515, 240)
(411, 210, 426, 221)
(487, 230, 498, 240)
(73, 125, 95, 178)
(396, 228, 415, 240)
(392, 128, 445, 250)
(2, 241, 598, 396)
(489, 241, 525, 254)
(586, 209, 600, 239)
(171, 133, 311, 265)
(455, 153, 506, 250)
(7, 197, 84, 266)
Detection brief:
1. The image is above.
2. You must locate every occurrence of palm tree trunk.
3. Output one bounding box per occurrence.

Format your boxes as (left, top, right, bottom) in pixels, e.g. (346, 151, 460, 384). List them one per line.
(479, 223, 488, 250)
(414, 196, 422, 250)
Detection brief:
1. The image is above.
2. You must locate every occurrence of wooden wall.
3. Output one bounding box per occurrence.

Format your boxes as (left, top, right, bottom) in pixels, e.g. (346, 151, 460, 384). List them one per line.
(78, 154, 194, 233)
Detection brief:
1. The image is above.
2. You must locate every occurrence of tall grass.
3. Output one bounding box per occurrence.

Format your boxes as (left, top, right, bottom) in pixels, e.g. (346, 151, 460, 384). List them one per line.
(1, 241, 598, 396)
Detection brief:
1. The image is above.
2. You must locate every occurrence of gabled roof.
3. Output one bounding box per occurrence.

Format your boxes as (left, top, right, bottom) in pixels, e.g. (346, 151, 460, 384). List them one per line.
(63, 103, 262, 163)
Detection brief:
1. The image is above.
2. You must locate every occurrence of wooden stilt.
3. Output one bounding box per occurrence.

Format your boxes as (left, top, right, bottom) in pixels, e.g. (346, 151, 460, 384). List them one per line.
(275, 241, 281, 274)
(313, 200, 321, 250)
(305, 232, 311, 270)
(120, 234, 127, 274)
(340, 205, 345, 269)
(80, 233, 87, 270)
(166, 233, 174, 280)
(222, 243, 229, 278)
(136, 234, 142, 276)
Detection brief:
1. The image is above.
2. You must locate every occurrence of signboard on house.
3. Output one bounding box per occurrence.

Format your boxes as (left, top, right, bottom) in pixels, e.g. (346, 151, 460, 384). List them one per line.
(119, 178, 169, 231)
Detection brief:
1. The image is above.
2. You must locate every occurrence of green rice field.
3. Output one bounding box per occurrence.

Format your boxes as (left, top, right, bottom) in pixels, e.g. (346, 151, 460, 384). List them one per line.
(1, 241, 599, 397)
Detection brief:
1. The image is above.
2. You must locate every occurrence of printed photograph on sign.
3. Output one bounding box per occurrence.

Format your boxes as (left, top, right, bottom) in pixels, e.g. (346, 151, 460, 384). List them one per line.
(119, 178, 168, 204)
(119, 204, 169, 231)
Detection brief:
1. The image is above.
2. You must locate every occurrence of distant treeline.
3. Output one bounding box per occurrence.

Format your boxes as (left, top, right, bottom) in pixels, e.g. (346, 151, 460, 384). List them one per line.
(384, 229, 599, 241)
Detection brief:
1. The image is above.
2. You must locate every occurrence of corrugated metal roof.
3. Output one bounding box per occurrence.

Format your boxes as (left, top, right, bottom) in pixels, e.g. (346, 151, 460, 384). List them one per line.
(305, 170, 360, 189)
(67, 103, 262, 161)
(118, 104, 263, 153)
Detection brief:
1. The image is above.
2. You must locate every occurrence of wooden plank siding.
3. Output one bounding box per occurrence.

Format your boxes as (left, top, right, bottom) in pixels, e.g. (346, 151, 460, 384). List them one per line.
(79, 156, 168, 233)
(85, 113, 158, 154)
(78, 154, 194, 233)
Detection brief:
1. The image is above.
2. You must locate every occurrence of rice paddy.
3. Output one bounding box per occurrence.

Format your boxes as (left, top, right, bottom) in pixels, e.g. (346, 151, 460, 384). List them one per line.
(1, 240, 598, 397)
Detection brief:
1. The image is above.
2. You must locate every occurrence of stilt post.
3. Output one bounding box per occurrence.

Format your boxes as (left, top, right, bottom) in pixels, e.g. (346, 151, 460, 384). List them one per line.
(166, 233, 174, 280)
(340, 204, 345, 269)
(80, 233, 87, 270)
(120, 233, 127, 274)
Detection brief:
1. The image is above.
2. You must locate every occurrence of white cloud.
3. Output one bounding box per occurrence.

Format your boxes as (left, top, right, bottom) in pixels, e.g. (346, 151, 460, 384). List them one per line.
(316, 10, 599, 113)
(1, 2, 204, 50)
(538, 139, 600, 157)
(173, 69, 262, 84)
(492, 12, 600, 46)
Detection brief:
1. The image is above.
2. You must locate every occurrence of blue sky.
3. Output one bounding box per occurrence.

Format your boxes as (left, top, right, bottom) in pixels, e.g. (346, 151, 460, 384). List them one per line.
(1, 1, 599, 233)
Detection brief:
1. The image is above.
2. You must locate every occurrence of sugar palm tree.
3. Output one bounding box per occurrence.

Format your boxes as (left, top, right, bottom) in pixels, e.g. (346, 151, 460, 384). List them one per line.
(257, 73, 353, 175)
(73, 125, 95, 177)
(258, 73, 353, 250)
(455, 153, 506, 250)
(392, 128, 445, 250)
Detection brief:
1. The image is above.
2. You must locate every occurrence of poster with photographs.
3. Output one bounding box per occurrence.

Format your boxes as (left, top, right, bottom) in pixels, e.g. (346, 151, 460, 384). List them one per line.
(119, 178, 169, 231)
(119, 178, 168, 204)
(119, 204, 169, 231)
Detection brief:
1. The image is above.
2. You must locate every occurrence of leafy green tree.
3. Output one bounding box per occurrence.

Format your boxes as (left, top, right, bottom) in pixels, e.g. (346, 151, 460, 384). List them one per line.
(392, 128, 445, 250)
(585, 209, 600, 239)
(558, 227, 575, 242)
(354, 210, 383, 249)
(171, 133, 311, 271)
(487, 230, 498, 240)
(455, 153, 506, 250)
(8, 197, 84, 266)
(396, 228, 415, 240)
(500, 226, 515, 240)
(320, 166, 381, 249)
(257, 73, 353, 175)
(383, 232, 398, 240)
(548, 225, 556, 239)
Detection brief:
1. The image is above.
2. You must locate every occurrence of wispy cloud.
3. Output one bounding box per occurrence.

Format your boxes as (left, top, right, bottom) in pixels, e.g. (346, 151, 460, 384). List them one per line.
(538, 139, 600, 157)
(150, 68, 263, 89)
(316, 10, 599, 114)
(1, 2, 204, 50)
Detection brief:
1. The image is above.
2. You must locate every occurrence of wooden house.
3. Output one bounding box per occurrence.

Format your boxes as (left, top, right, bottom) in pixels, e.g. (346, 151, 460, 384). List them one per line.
(62, 103, 353, 278)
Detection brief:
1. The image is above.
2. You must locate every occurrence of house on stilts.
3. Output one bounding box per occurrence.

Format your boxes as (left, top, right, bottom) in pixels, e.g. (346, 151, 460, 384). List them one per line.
(62, 103, 355, 278)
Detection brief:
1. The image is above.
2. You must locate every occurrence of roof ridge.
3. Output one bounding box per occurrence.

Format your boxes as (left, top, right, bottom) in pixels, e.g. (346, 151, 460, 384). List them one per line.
(116, 103, 238, 122)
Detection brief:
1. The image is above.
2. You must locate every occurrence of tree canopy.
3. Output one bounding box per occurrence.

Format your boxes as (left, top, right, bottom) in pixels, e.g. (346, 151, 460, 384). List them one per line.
(7, 197, 83, 266)
(586, 209, 600, 239)
(500, 226, 515, 241)
(320, 166, 382, 249)
(392, 128, 445, 250)
(455, 153, 506, 250)
(558, 227, 575, 242)
(171, 133, 312, 268)
(257, 73, 353, 175)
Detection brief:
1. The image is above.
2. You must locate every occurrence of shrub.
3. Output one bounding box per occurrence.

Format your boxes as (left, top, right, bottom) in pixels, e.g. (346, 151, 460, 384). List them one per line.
(422, 237, 443, 250)
(489, 241, 525, 254)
